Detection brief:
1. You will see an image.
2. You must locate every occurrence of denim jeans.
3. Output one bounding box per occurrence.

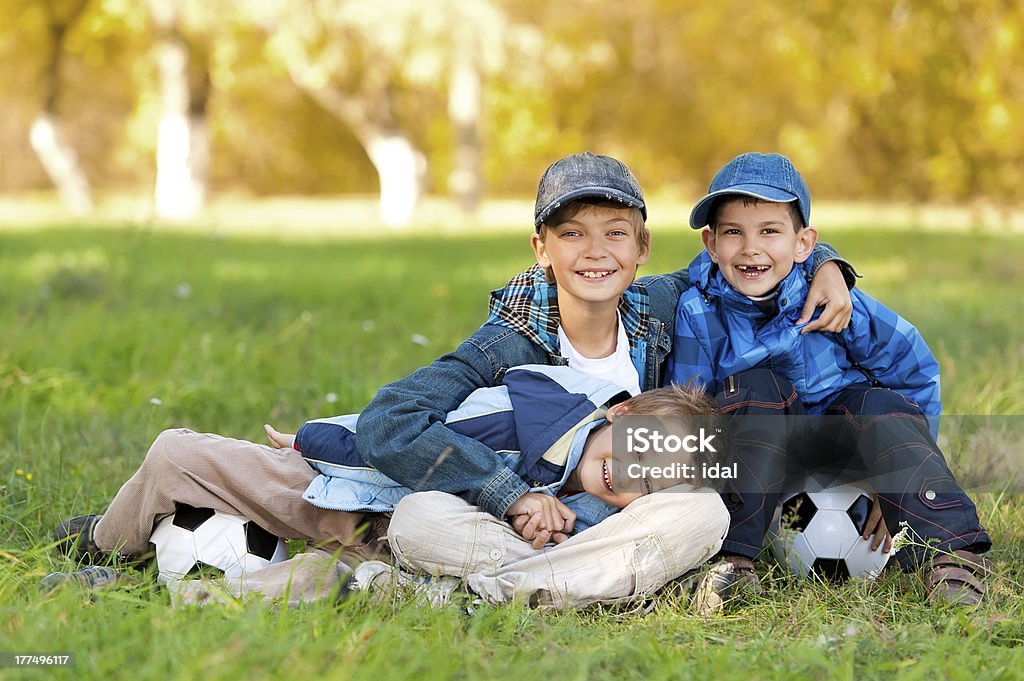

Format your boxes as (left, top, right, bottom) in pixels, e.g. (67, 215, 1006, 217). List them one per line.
(713, 369, 990, 569)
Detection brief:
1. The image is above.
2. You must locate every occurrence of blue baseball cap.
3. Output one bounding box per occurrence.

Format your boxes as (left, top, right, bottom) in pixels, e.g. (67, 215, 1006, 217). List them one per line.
(689, 152, 810, 229)
(534, 152, 646, 230)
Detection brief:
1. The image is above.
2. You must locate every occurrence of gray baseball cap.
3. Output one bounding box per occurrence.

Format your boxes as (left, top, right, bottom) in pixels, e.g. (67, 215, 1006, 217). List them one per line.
(534, 152, 647, 230)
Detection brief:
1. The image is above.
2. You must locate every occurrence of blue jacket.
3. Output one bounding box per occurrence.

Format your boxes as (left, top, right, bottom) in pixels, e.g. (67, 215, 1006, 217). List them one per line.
(297, 365, 631, 532)
(357, 245, 849, 518)
(667, 251, 940, 437)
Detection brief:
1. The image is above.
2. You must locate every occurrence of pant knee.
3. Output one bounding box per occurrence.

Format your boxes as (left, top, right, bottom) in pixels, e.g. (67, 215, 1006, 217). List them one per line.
(388, 492, 475, 571)
(714, 368, 801, 414)
(832, 386, 924, 419)
(629, 491, 729, 559)
(143, 428, 201, 471)
(389, 492, 461, 545)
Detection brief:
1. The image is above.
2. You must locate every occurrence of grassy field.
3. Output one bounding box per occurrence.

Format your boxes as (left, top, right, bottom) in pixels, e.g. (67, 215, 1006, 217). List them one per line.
(1, 222, 1023, 680)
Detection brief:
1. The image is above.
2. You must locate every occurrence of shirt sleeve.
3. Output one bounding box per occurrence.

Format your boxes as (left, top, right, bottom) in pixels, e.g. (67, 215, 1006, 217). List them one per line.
(355, 328, 531, 518)
(841, 289, 942, 438)
(808, 241, 861, 290)
(665, 294, 717, 389)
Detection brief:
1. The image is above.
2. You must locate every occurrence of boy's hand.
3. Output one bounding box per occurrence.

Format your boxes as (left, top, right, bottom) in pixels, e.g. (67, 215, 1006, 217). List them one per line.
(800, 261, 853, 333)
(264, 424, 296, 449)
(863, 494, 892, 553)
(511, 513, 571, 548)
(506, 493, 576, 549)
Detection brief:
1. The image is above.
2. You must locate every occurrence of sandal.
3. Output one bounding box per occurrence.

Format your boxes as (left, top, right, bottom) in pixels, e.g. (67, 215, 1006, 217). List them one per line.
(923, 549, 990, 606)
(692, 555, 761, 615)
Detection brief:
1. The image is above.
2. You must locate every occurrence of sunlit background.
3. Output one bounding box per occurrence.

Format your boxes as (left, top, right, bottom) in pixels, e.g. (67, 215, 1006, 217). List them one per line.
(1, 0, 1022, 230)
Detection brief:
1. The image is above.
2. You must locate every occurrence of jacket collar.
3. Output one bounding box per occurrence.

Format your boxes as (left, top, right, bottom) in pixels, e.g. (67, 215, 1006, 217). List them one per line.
(689, 251, 811, 319)
(486, 264, 651, 356)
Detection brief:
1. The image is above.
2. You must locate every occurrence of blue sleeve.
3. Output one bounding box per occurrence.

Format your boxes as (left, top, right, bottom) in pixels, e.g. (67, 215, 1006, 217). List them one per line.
(637, 268, 691, 332)
(356, 325, 532, 518)
(665, 296, 716, 390)
(841, 289, 942, 437)
(809, 241, 861, 290)
(294, 417, 364, 468)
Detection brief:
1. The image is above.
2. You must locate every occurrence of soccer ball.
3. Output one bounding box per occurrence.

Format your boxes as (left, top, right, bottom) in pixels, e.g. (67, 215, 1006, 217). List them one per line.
(767, 484, 891, 581)
(150, 503, 288, 584)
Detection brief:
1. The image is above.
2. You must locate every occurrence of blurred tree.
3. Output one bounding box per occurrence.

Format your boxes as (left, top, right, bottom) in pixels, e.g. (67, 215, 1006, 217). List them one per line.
(29, 0, 94, 215)
(243, 0, 532, 224)
(247, 1, 428, 226)
(448, 18, 482, 215)
(148, 0, 209, 220)
(2, 0, 1022, 216)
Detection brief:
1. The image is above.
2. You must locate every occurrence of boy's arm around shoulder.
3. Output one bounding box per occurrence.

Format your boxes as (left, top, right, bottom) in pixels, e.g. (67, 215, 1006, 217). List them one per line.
(637, 241, 856, 333)
(840, 289, 942, 435)
(355, 324, 533, 518)
(808, 241, 861, 290)
(637, 267, 691, 329)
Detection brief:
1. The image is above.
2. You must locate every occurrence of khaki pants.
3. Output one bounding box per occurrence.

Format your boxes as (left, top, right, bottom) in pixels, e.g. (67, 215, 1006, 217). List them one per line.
(387, 489, 730, 609)
(94, 429, 389, 563)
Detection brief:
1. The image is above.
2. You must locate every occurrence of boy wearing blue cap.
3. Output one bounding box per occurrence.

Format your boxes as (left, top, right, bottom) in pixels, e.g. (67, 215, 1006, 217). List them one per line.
(669, 152, 991, 610)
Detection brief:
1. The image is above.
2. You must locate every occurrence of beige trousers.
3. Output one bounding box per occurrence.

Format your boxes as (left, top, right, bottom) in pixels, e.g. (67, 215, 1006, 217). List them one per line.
(387, 489, 730, 609)
(93, 428, 388, 563)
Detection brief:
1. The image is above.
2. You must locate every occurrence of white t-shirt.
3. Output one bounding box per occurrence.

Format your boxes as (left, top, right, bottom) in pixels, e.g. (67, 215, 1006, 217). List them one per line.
(557, 315, 641, 396)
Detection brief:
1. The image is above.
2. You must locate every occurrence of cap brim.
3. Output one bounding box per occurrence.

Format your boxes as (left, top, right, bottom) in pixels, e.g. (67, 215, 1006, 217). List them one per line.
(688, 184, 798, 229)
(535, 187, 646, 228)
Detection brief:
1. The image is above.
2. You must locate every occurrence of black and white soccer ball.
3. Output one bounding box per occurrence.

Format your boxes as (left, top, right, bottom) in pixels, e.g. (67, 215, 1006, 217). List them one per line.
(150, 504, 288, 584)
(767, 483, 891, 581)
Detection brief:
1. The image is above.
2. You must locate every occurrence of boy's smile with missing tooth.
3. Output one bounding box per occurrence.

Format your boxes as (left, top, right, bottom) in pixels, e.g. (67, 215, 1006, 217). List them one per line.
(701, 199, 817, 298)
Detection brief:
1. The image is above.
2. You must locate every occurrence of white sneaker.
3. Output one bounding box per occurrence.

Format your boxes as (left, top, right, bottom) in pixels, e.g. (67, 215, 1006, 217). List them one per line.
(352, 560, 462, 607)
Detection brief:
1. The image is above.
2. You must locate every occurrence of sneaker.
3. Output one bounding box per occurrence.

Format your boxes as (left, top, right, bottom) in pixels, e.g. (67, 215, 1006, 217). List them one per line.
(923, 549, 990, 606)
(39, 566, 134, 594)
(53, 515, 107, 564)
(352, 560, 462, 608)
(691, 555, 761, 615)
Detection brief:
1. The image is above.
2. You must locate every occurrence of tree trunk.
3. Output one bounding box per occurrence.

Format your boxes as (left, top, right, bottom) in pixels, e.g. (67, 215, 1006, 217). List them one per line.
(30, 113, 93, 215)
(30, 0, 93, 216)
(448, 32, 482, 215)
(150, 0, 209, 220)
(278, 53, 426, 227)
(365, 132, 427, 227)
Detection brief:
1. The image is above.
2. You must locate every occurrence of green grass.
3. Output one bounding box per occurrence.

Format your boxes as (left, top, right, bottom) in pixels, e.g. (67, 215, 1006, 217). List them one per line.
(1, 224, 1023, 680)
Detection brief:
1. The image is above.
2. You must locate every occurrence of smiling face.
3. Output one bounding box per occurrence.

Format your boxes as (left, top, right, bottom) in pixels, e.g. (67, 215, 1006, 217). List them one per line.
(702, 198, 817, 298)
(531, 203, 649, 314)
(575, 421, 645, 509)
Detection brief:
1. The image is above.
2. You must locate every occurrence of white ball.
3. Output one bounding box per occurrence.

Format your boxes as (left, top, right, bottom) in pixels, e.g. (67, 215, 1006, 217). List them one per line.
(767, 483, 891, 581)
(150, 505, 288, 584)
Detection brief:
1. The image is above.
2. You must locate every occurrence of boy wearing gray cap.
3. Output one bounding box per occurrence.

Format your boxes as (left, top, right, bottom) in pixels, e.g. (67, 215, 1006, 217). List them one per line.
(670, 152, 990, 611)
(360, 152, 857, 607)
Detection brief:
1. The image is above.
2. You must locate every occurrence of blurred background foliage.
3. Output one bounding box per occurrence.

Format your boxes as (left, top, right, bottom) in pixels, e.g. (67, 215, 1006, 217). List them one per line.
(1, 0, 1022, 223)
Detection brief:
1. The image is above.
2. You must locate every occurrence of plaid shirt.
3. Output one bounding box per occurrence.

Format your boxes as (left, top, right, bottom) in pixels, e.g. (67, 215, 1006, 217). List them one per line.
(485, 264, 652, 387)
(667, 251, 941, 437)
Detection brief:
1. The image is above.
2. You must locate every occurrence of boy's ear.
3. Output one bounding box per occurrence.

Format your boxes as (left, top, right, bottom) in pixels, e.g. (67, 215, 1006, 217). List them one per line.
(605, 403, 629, 421)
(531, 233, 549, 266)
(701, 228, 718, 263)
(793, 226, 818, 263)
(636, 232, 651, 266)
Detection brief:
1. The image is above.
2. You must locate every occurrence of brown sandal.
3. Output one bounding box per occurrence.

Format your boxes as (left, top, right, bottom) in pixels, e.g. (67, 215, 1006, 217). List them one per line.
(923, 550, 990, 606)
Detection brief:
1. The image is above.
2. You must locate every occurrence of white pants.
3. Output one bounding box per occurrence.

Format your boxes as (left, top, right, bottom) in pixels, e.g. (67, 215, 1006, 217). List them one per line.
(387, 489, 729, 609)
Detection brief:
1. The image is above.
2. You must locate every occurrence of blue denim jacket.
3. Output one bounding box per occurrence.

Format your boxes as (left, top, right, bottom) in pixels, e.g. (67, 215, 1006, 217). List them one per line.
(300, 365, 629, 532)
(356, 245, 849, 518)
